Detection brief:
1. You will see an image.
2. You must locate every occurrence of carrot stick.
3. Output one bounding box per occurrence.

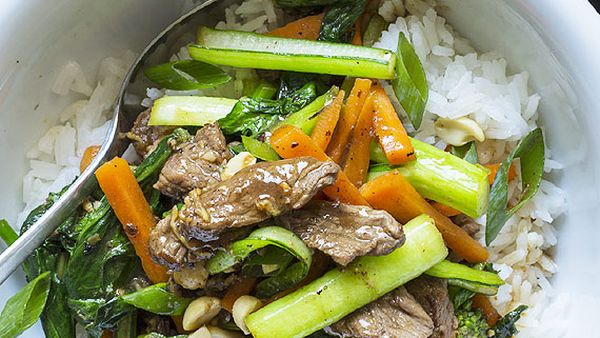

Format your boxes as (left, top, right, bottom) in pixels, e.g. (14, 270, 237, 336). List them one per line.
(222, 277, 258, 312)
(267, 14, 324, 40)
(270, 125, 369, 206)
(430, 201, 462, 217)
(326, 79, 372, 163)
(311, 90, 345, 150)
(95, 157, 169, 283)
(80, 145, 101, 173)
(359, 170, 488, 263)
(372, 84, 416, 165)
(351, 18, 363, 46)
(485, 163, 517, 185)
(342, 91, 375, 187)
(472, 294, 501, 326)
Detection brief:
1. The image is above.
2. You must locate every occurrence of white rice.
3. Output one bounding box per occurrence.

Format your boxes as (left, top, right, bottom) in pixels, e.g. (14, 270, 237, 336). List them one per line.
(375, 0, 566, 335)
(20, 0, 567, 336)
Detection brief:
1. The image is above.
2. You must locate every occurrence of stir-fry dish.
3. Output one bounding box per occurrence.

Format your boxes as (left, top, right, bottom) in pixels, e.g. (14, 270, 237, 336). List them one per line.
(1, 0, 553, 337)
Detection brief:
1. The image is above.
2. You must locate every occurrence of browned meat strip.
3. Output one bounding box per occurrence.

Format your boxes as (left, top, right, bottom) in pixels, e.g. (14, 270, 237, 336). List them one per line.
(452, 214, 480, 238)
(278, 201, 405, 266)
(405, 276, 458, 338)
(126, 109, 172, 158)
(149, 157, 340, 269)
(328, 287, 434, 338)
(153, 123, 231, 199)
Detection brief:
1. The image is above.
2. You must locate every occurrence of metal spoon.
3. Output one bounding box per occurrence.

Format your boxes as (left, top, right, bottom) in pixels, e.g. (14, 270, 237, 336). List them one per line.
(0, 0, 235, 284)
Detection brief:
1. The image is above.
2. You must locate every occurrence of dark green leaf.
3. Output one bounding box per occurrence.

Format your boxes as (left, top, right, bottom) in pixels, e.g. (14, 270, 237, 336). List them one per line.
(144, 60, 231, 90)
(242, 247, 295, 277)
(0, 272, 51, 338)
(448, 285, 475, 310)
(486, 128, 544, 245)
(115, 312, 137, 338)
(277, 73, 331, 99)
(451, 142, 479, 164)
(392, 32, 428, 129)
(0, 219, 18, 246)
(491, 305, 527, 338)
(255, 261, 306, 298)
(228, 142, 247, 156)
(363, 14, 388, 47)
(121, 283, 192, 316)
(318, 0, 367, 43)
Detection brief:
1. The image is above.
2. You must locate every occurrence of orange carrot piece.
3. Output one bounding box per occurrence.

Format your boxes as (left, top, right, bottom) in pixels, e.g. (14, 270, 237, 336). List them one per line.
(267, 14, 324, 40)
(430, 201, 462, 217)
(351, 19, 363, 46)
(271, 125, 369, 206)
(95, 157, 169, 283)
(326, 79, 372, 163)
(359, 171, 489, 263)
(80, 145, 101, 173)
(485, 163, 517, 185)
(222, 277, 258, 312)
(311, 90, 345, 150)
(372, 84, 416, 165)
(472, 294, 501, 326)
(342, 91, 375, 187)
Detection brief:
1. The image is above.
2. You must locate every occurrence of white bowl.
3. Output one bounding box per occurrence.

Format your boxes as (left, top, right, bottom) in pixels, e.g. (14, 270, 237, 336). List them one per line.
(0, 0, 599, 336)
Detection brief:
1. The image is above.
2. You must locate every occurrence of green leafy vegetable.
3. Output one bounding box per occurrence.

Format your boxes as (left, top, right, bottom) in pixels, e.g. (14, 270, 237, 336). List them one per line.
(491, 305, 528, 338)
(451, 142, 479, 164)
(114, 312, 137, 338)
(121, 283, 192, 316)
(219, 82, 317, 135)
(363, 14, 388, 47)
(0, 219, 18, 246)
(392, 32, 428, 129)
(144, 60, 231, 90)
(206, 226, 313, 298)
(486, 128, 544, 245)
(0, 272, 51, 338)
(277, 72, 331, 99)
(279, 85, 338, 134)
(245, 215, 448, 338)
(318, 0, 368, 42)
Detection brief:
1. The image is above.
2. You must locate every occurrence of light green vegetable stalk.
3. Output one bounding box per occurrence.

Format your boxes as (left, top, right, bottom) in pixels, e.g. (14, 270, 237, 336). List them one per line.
(143, 60, 231, 90)
(425, 260, 503, 295)
(246, 215, 448, 338)
(148, 96, 238, 126)
(0, 272, 51, 338)
(190, 27, 397, 79)
(369, 139, 490, 218)
(121, 283, 192, 316)
(242, 136, 280, 161)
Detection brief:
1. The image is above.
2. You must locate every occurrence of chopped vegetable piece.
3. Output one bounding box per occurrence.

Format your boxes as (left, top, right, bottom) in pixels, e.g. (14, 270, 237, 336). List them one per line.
(472, 294, 501, 327)
(451, 142, 479, 164)
(485, 163, 517, 185)
(426, 260, 503, 286)
(242, 136, 281, 161)
(80, 145, 101, 173)
(327, 78, 372, 162)
(372, 83, 415, 165)
(311, 90, 344, 150)
(430, 201, 461, 217)
(149, 96, 237, 126)
(486, 128, 544, 245)
(191, 27, 396, 79)
(392, 32, 428, 129)
(0, 219, 18, 246)
(121, 283, 192, 315)
(279, 86, 338, 135)
(491, 305, 527, 338)
(362, 14, 388, 47)
(0, 272, 51, 338)
(222, 278, 258, 312)
(245, 215, 448, 338)
(342, 91, 375, 187)
(95, 157, 168, 283)
(447, 279, 499, 296)
(144, 60, 231, 90)
(455, 300, 489, 338)
(251, 80, 279, 100)
(268, 14, 324, 40)
(369, 138, 490, 218)
(360, 171, 488, 263)
(318, 0, 367, 43)
(270, 124, 369, 205)
(351, 20, 362, 46)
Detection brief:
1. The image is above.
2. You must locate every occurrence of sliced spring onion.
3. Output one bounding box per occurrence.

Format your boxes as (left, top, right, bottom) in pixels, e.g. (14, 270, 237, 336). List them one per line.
(148, 96, 237, 126)
(190, 27, 396, 79)
(451, 142, 479, 164)
(392, 32, 428, 129)
(245, 215, 448, 338)
(486, 128, 544, 245)
(425, 260, 503, 286)
(120, 283, 192, 316)
(279, 86, 338, 134)
(369, 138, 490, 218)
(447, 279, 499, 296)
(242, 136, 281, 161)
(143, 60, 231, 90)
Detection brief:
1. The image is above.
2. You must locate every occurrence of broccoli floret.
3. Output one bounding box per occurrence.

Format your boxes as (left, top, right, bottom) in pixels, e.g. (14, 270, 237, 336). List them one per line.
(456, 305, 489, 338)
